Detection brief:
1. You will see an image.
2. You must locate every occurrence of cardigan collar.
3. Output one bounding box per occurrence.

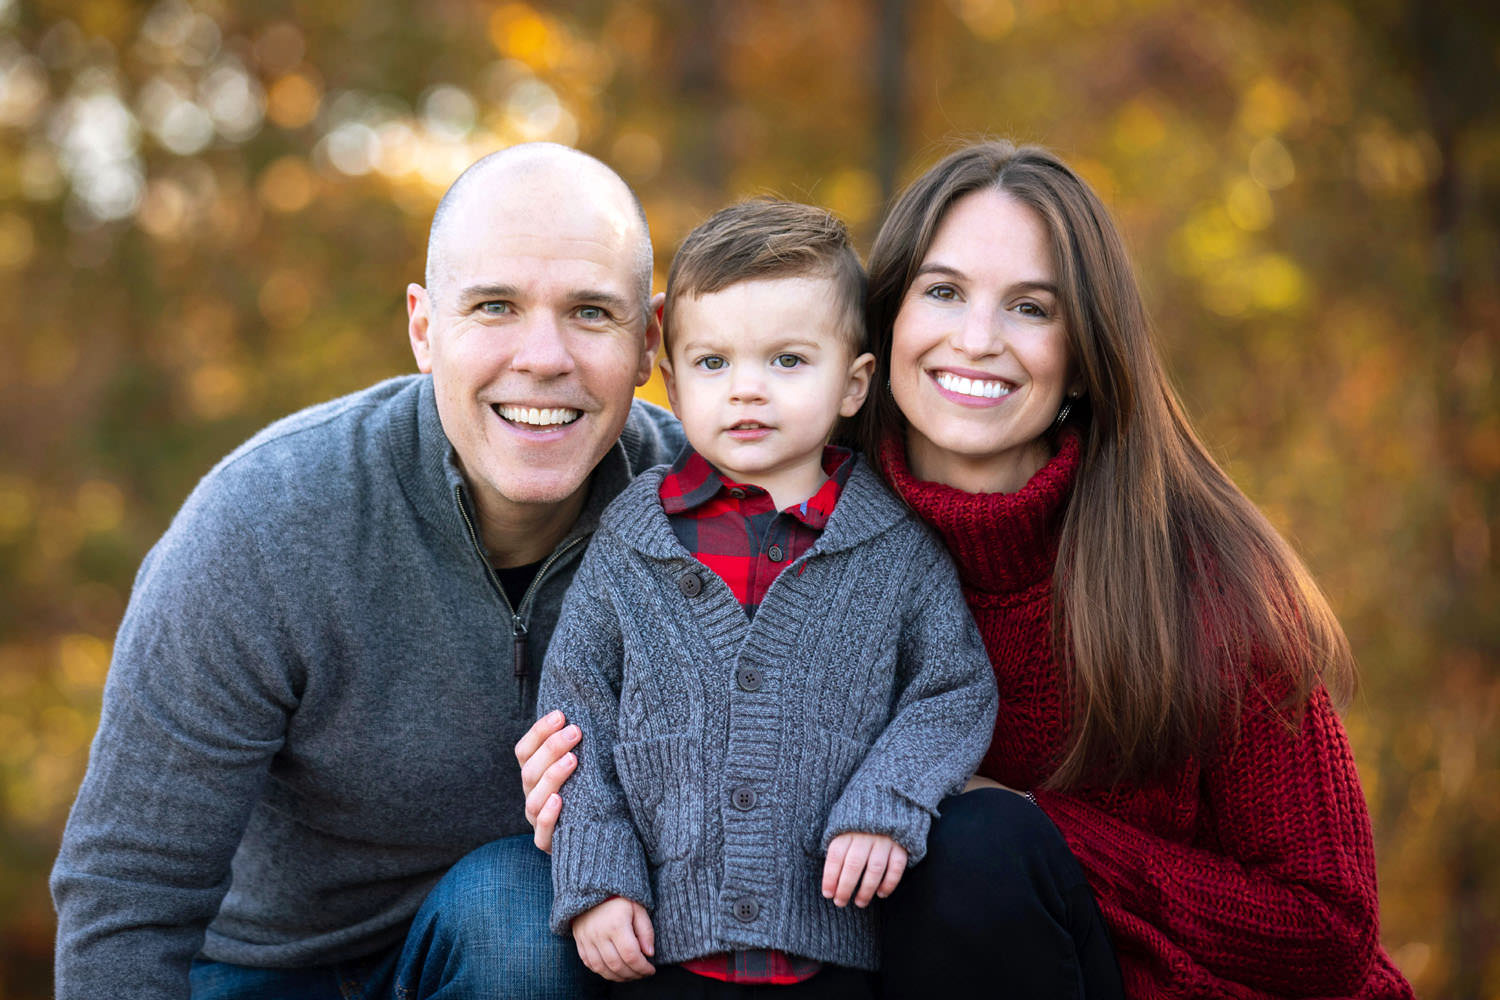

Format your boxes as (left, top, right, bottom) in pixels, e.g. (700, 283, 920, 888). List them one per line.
(878, 432, 1081, 597)
(608, 451, 910, 561)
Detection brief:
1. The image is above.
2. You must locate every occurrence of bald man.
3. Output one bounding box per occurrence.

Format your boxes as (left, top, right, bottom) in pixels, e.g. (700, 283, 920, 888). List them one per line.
(52, 144, 684, 1000)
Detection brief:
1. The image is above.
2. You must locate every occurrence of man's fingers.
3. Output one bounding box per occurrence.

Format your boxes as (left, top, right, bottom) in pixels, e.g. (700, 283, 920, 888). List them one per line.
(523, 751, 576, 826)
(531, 792, 561, 853)
(877, 843, 908, 899)
(515, 711, 566, 770)
(520, 723, 581, 798)
(833, 835, 873, 906)
(632, 901, 656, 959)
(853, 841, 890, 908)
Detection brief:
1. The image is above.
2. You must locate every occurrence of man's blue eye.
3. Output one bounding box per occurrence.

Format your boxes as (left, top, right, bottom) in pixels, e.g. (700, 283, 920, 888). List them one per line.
(480, 302, 511, 315)
(578, 306, 605, 321)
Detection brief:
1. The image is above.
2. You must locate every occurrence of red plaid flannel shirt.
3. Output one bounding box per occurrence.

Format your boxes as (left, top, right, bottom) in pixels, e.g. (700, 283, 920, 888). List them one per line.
(659, 444, 854, 984)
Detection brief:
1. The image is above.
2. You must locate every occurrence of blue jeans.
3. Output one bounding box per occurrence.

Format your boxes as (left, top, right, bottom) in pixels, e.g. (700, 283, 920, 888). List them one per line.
(191, 834, 596, 1000)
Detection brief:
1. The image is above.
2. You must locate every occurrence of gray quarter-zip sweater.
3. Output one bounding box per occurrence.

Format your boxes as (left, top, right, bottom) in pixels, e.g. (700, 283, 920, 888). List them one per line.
(50, 374, 685, 998)
(538, 459, 999, 971)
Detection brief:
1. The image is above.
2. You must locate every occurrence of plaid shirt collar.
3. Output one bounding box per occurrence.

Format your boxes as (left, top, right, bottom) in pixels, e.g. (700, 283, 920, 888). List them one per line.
(659, 445, 855, 524)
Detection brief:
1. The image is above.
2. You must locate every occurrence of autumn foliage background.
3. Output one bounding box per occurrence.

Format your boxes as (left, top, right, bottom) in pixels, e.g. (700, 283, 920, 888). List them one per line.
(1, 0, 1497, 996)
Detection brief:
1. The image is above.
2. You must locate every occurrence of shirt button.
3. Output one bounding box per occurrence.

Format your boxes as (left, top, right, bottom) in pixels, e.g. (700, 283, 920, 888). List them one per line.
(677, 571, 703, 597)
(767, 544, 784, 562)
(732, 897, 759, 923)
(736, 666, 762, 691)
(731, 787, 757, 811)
(728, 487, 746, 499)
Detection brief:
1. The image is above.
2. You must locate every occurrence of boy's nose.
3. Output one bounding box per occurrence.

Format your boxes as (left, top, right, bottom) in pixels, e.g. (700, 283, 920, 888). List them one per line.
(728, 371, 767, 403)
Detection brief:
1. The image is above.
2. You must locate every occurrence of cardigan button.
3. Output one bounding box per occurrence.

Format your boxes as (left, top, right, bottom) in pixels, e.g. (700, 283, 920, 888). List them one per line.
(731, 786, 757, 811)
(736, 666, 762, 691)
(732, 897, 759, 923)
(767, 543, 785, 562)
(677, 571, 703, 597)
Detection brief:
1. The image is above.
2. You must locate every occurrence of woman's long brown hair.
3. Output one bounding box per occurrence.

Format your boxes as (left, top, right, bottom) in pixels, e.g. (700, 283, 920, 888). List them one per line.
(857, 141, 1356, 788)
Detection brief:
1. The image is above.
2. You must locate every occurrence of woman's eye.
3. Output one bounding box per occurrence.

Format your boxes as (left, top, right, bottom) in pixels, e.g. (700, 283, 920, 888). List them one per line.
(925, 283, 958, 301)
(772, 354, 803, 369)
(1015, 301, 1049, 319)
(697, 356, 727, 370)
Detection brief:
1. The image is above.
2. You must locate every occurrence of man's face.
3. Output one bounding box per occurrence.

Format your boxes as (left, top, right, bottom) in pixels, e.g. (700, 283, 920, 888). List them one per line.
(408, 172, 658, 526)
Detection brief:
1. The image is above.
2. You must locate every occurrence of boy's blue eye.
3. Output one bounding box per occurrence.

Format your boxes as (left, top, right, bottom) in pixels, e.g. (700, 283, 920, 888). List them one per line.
(772, 354, 803, 369)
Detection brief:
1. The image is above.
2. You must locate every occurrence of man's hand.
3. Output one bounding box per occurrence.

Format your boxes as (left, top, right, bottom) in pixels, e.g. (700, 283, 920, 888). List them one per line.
(571, 896, 656, 982)
(515, 711, 581, 853)
(821, 832, 908, 908)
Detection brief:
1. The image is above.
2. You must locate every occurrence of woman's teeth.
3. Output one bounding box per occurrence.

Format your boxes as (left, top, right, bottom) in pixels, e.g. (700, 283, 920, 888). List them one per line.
(935, 372, 1011, 399)
(496, 405, 582, 427)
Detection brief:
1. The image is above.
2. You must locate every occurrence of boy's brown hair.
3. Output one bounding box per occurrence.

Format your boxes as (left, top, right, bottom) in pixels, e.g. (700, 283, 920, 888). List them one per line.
(662, 198, 867, 354)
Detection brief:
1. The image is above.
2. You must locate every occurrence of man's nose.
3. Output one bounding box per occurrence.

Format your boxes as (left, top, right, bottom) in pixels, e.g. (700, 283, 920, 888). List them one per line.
(509, 313, 577, 378)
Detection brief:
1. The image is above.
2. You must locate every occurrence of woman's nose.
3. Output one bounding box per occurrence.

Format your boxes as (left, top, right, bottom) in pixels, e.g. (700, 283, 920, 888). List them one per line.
(948, 304, 1002, 358)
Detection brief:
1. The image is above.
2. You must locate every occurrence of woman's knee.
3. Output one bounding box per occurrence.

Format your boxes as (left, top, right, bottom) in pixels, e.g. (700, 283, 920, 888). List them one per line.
(906, 789, 1082, 930)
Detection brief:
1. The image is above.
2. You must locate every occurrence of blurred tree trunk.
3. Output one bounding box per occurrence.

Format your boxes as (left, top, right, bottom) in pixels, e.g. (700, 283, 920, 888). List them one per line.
(874, 0, 906, 207)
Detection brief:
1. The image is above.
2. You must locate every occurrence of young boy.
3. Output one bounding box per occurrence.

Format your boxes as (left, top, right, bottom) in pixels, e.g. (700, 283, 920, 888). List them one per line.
(536, 200, 997, 996)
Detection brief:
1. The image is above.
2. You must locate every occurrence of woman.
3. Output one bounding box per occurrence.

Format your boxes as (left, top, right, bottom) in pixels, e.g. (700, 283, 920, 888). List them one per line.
(858, 141, 1412, 998)
(519, 140, 1414, 998)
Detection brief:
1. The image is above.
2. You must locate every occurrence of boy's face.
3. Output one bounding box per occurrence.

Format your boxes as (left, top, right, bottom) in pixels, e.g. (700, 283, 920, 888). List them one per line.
(661, 275, 874, 509)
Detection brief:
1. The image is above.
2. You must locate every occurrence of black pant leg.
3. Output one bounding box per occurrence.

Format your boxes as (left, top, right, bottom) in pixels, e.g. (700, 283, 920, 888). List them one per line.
(879, 788, 1125, 1000)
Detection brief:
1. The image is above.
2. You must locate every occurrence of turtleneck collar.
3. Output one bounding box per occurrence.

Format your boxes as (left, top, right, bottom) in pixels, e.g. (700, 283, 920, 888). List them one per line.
(879, 432, 1081, 598)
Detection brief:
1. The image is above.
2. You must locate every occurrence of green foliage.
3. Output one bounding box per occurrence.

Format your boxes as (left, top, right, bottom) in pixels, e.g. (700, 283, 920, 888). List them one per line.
(1, 0, 1496, 994)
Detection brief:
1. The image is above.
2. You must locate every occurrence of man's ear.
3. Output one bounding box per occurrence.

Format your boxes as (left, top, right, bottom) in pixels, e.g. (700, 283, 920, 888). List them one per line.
(839, 351, 877, 418)
(407, 284, 433, 373)
(636, 291, 666, 387)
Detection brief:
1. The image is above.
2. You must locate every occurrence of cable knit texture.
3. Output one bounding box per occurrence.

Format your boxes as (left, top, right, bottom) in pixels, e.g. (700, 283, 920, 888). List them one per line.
(879, 433, 1414, 1000)
(538, 457, 998, 971)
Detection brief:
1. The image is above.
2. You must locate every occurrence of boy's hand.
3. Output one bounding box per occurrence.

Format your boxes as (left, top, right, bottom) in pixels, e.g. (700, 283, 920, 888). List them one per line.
(571, 896, 656, 981)
(515, 711, 581, 853)
(822, 832, 908, 908)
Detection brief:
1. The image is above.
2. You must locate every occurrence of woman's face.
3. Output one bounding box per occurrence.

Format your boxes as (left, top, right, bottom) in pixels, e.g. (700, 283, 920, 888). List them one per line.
(890, 187, 1076, 494)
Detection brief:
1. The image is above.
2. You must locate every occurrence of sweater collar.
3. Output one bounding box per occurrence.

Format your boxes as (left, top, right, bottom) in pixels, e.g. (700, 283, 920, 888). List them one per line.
(879, 432, 1081, 596)
(608, 452, 909, 560)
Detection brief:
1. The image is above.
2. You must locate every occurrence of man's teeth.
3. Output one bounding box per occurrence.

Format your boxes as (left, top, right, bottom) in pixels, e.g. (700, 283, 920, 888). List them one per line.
(935, 372, 1011, 399)
(497, 405, 582, 427)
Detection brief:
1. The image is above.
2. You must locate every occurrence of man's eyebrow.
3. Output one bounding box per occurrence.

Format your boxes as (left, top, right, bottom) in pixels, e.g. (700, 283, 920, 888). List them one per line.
(573, 289, 634, 313)
(454, 284, 636, 314)
(455, 283, 521, 304)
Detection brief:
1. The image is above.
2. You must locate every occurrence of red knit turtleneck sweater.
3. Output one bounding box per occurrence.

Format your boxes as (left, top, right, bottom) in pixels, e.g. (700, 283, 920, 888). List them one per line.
(880, 435, 1413, 1000)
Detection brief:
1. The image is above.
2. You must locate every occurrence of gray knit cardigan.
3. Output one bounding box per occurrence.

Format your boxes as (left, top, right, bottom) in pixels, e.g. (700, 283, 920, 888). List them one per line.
(537, 457, 998, 971)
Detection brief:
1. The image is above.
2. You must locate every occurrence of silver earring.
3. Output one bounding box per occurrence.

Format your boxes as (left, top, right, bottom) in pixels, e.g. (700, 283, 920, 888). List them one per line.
(1052, 393, 1080, 431)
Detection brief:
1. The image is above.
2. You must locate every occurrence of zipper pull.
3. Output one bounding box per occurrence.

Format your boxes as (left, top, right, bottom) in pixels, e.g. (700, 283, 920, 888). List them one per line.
(513, 619, 528, 711)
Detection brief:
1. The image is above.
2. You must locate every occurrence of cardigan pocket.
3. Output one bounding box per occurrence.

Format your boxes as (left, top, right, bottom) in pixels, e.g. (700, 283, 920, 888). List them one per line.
(797, 727, 872, 854)
(612, 733, 702, 863)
